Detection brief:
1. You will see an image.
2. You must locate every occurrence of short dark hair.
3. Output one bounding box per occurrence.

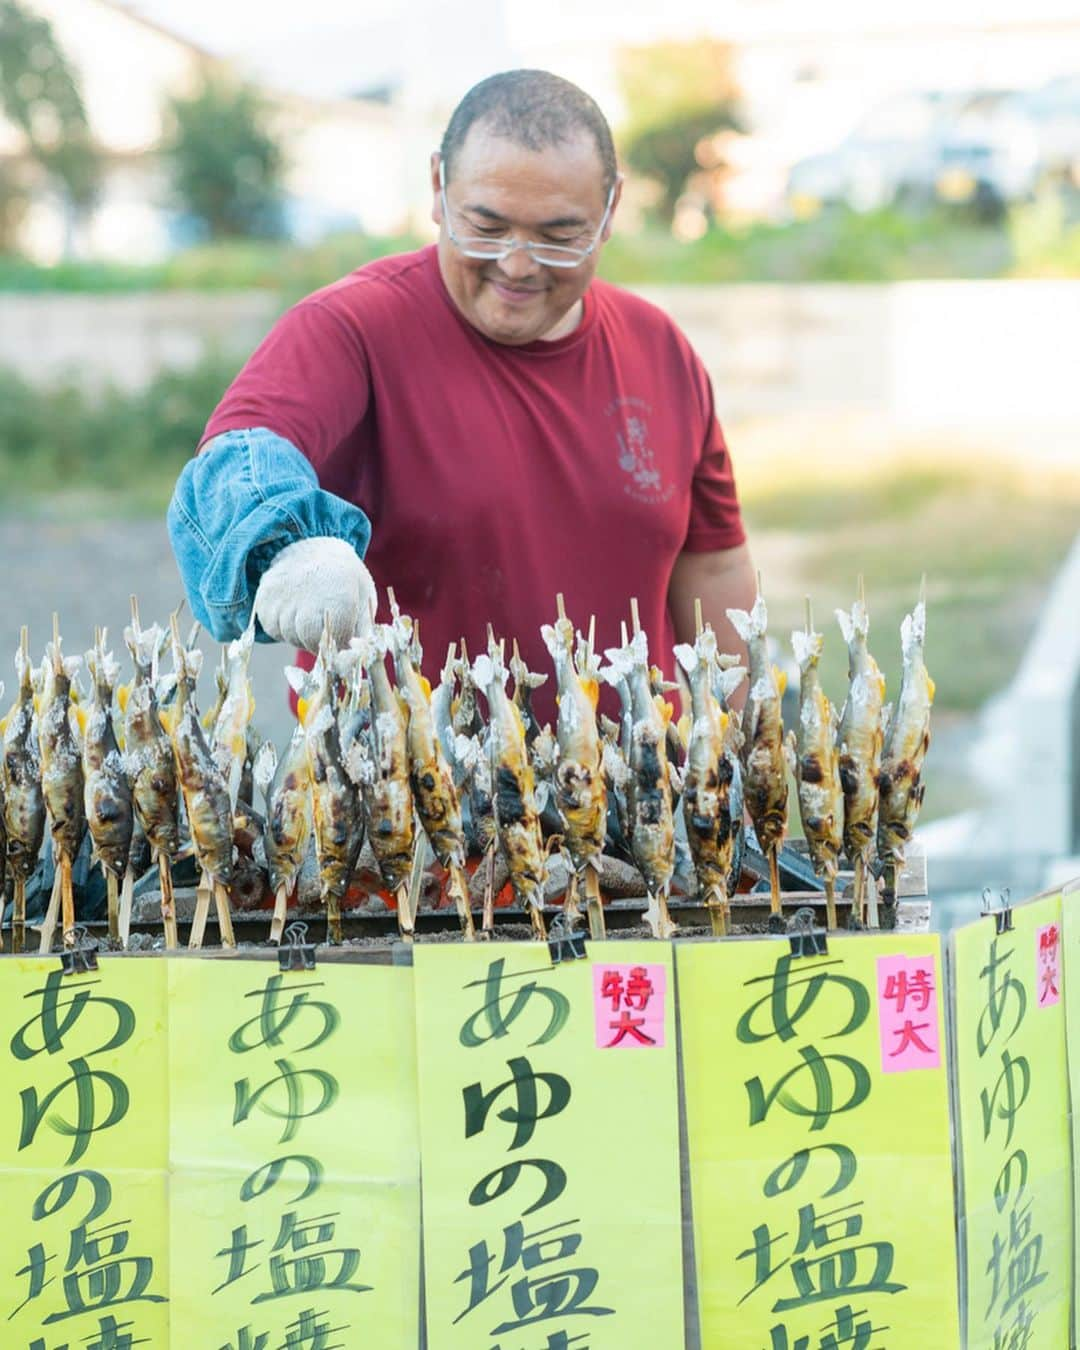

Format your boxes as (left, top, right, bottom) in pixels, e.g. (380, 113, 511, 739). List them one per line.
(440, 69, 617, 194)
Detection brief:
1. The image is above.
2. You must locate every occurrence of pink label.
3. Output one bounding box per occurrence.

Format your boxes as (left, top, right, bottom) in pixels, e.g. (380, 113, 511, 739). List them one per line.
(1036, 922, 1062, 1007)
(593, 963, 666, 1049)
(876, 954, 941, 1073)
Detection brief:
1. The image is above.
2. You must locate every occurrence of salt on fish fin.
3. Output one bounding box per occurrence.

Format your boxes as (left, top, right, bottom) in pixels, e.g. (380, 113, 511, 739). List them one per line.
(673, 643, 697, 675)
(284, 666, 308, 697)
(791, 628, 823, 669)
(252, 740, 277, 807)
(717, 666, 748, 703)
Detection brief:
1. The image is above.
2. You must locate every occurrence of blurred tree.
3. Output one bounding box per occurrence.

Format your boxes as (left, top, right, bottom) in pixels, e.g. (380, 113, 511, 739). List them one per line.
(163, 77, 286, 239)
(0, 0, 99, 250)
(618, 40, 744, 224)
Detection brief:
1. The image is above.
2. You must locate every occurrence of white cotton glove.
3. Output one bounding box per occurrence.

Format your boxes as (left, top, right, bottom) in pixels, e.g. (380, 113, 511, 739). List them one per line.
(254, 537, 376, 653)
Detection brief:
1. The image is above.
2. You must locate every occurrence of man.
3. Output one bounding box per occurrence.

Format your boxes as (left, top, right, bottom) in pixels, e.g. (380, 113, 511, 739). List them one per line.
(168, 69, 755, 713)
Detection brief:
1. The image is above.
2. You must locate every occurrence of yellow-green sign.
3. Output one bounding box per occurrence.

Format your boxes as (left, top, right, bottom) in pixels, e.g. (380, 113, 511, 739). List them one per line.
(168, 959, 421, 1348)
(413, 940, 685, 1349)
(0, 957, 171, 1347)
(952, 892, 1072, 1350)
(678, 934, 959, 1349)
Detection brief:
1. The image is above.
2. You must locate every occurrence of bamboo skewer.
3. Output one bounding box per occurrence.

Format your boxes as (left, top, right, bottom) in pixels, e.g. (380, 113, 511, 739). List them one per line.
(583, 862, 606, 940)
(60, 853, 75, 948)
(694, 597, 703, 637)
(630, 597, 641, 635)
(270, 883, 290, 945)
(704, 885, 728, 938)
(325, 891, 342, 946)
(158, 850, 179, 948)
(562, 868, 581, 928)
(106, 868, 119, 942)
(481, 842, 496, 938)
(13, 877, 26, 953)
(213, 880, 235, 947)
(37, 865, 62, 952)
(767, 845, 783, 922)
(448, 862, 476, 941)
(824, 876, 838, 932)
(189, 870, 212, 948)
(118, 864, 134, 948)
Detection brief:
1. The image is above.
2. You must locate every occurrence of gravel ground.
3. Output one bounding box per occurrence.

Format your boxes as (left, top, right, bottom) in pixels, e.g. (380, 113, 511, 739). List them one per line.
(2, 513, 297, 751)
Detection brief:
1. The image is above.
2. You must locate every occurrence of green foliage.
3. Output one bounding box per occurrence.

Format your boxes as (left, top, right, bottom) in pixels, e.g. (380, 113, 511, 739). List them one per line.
(162, 77, 286, 240)
(0, 0, 98, 246)
(617, 40, 743, 221)
(0, 351, 241, 506)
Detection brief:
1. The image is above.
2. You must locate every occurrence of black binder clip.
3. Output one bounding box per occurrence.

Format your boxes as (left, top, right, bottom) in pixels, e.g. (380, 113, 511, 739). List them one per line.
(981, 887, 1014, 935)
(278, 921, 317, 971)
(787, 906, 828, 959)
(547, 914, 587, 966)
(59, 926, 99, 975)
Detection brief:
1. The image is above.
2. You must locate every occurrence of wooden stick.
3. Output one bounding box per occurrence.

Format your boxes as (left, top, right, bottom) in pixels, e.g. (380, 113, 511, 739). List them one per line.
(694, 598, 703, 637)
(60, 852, 75, 948)
(118, 865, 134, 948)
(768, 844, 782, 917)
(824, 874, 837, 932)
(630, 597, 641, 635)
(213, 879, 236, 948)
(528, 892, 547, 942)
(756, 570, 764, 599)
(270, 882, 290, 945)
(583, 863, 606, 940)
(406, 830, 426, 931)
(106, 867, 119, 942)
(449, 861, 476, 941)
(325, 889, 342, 946)
(805, 596, 814, 633)
(189, 869, 212, 948)
(556, 592, 566, 622)
(586, 615, 596, 657)
(562, 867, 581, 928)
(620, 621, 628, 647)
(386, 585, 398, 618)
(130, 594, 141, 632)
(705, 885, 728, 938)
(481, 842, 496, 938)
(158, 852, 179, 948)
(393, 883, 414, 944)
(37, 865, 62, 953)
(14, 876, 26, 953)
(459, 637, 469, 664)
(512, 637, 521, 665)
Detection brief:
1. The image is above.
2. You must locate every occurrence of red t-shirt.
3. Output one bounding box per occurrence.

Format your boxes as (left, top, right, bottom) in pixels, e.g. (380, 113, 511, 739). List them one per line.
(203, 245, 745, 719)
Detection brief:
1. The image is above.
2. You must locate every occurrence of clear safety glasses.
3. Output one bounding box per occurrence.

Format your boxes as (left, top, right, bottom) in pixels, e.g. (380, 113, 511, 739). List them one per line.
(438, 158, 615, 269)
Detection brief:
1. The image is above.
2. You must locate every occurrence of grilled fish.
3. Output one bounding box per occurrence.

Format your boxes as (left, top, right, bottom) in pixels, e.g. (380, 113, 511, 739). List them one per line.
(540, 615, 606, 873)
(123, 618, 181, 862)
(835, 593, 887, 869)
(212, 619, 256, 811)
(3, 630, 45, 885)
(82, 631, 134, 879)
(727, 594, 788, 917)
(39, 629, 85, 867)
(673, 628, 745, 923)
(877, 596, 934, 866)
(602, 630, 677, 938)
(473, 637, 547, 938)
(254, 721, 313, 902)
(788, 617, 844, 915)
(510, 640, 548, 748)
(168, 622, 234, 884)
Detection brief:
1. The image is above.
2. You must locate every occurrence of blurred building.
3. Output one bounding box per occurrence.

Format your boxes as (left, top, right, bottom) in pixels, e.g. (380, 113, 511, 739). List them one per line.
(0, 0, 411, 262)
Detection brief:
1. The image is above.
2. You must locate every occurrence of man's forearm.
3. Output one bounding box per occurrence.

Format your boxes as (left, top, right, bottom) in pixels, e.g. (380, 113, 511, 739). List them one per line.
(668, 542, 758, 681)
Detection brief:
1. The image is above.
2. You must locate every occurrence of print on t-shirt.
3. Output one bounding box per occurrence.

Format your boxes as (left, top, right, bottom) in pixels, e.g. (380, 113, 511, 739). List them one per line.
(605, 395, 675, 506)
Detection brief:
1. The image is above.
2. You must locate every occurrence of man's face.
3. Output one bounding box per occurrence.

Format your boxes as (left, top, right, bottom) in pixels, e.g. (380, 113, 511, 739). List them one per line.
(431, 123, 619, 346)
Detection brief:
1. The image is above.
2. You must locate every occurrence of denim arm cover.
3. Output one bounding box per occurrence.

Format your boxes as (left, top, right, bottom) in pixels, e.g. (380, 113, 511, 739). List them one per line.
(166, 426, 372, 643)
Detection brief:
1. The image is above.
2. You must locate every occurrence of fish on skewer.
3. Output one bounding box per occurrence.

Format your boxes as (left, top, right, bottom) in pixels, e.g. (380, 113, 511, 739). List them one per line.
(83, 629, 134, 943)
(602, 624, 678, 940)
(299, 627, 365, 946)
(472, 633, 548, 940)
(786, 603, 844, 930)
(254, 712, 314, 945)
(212, 619, 257, 811)
(168, 612, 236, 948)
(835, 581, 887, 925)
(726, 589, 789, 926)
(877, 586, 934, 897)
(673, 615, 746, 936)
(124, 599, 182, 947)
(388, 600, 475, 940)
(541, 598, 607, 938)
(2, 629, 45, 952)
(345, 625, 415, 939)
(37, 615, 85, 951)
(510, 640, 548, 748)
(0, 681, 6, 946)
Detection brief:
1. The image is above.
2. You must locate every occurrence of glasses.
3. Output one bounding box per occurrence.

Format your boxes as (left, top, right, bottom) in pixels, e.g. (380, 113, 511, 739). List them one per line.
(438, 158, 615, 269)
